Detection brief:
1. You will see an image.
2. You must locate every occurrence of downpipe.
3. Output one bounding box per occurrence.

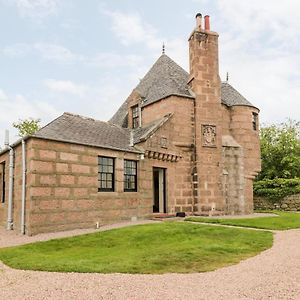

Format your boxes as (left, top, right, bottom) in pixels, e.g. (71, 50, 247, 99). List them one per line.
(6, 146, 14, 230)
(21, 139, 26, 234)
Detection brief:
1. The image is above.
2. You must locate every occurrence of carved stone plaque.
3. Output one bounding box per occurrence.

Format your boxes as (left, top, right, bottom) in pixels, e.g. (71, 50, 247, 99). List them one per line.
(160, 137, 168, 149)
(202, 125, 216, 147)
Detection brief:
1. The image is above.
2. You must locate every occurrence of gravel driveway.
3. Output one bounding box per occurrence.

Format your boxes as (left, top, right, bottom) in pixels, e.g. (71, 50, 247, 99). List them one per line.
(0, 222, 299, 300)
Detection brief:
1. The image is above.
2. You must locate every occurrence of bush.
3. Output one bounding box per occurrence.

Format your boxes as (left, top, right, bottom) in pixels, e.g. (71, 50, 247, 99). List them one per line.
(254, 178, 300, 201)
(258, 120, 300, 180)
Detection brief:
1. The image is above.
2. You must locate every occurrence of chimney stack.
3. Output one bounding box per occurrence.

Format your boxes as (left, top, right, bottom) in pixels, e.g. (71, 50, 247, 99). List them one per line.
(195, 13, 202, 30)
(204, 15, 210, 31)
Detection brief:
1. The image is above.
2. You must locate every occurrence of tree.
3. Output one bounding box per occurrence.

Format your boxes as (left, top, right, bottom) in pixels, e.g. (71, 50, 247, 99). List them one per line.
(13, 118, 41, 137)
(258, 119, 300, 180)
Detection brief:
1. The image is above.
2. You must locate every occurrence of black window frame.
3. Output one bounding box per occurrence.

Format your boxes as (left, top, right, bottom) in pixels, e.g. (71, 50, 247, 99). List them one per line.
(124, 160, 137, 192)
(252, 112, 258, 131)
(98, 156, 115, 192)
(0, 162, 5, 204)
(132, 105, 139, 129)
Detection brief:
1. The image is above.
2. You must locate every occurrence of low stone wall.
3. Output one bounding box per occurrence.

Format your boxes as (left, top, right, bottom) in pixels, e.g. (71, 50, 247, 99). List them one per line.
(254, 194, 300, 211)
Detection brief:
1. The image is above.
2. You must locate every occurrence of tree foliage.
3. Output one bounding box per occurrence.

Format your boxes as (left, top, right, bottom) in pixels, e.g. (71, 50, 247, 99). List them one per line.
(13, 118, 41, 137)
(258, 119, 300, 180)
(254, 178, 300, 201)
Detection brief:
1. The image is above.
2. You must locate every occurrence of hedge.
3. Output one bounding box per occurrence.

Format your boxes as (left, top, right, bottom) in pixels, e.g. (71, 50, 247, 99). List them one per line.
(253, 178, 300, 201)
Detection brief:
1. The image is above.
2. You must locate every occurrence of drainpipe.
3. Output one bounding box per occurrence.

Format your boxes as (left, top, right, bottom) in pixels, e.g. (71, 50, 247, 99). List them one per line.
(21, 139, 26, 235)
(4, 130, 14, 230)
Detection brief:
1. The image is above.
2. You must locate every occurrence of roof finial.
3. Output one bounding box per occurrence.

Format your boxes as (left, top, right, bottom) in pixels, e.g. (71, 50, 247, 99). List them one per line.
(162, 42, 165, 55)
(226, 72, 229, 83)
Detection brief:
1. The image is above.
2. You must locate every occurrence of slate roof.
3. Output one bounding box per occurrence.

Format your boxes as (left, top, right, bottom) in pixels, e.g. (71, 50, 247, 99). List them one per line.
(109, 99, 129, 128)
(133, 114, 172, 144)
(33, 112, 141, 153)
(221, 82, 256, 108)
(136, 54, 194, 106)
(109, 54, 256, 127)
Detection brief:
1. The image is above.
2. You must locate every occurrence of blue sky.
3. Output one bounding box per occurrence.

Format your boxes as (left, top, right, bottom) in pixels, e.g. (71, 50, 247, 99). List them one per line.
(1, 0, 300, 146)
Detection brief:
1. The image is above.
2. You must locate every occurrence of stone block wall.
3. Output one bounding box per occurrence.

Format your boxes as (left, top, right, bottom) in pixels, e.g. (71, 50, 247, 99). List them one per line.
(222, 145, 246, 214)
(229, 106, 261, 177)
(25, 138, 152, 235)
(142, 95, 194, 146)
(139, 116, 194, 214)
(254, 194, 300, 211)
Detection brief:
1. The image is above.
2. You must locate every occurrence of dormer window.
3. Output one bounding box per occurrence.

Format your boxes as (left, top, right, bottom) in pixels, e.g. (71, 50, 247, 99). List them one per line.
(252, 112, 258, 131)
(132, 105, 139, 129)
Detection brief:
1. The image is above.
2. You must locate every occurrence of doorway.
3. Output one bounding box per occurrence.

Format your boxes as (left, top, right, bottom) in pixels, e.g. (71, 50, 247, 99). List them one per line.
(153, 167, 166, 213)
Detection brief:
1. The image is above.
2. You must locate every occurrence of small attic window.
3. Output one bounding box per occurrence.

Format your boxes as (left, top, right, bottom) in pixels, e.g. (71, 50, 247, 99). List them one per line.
(252, 112, 258, 131)
(132, 105, 139, 129)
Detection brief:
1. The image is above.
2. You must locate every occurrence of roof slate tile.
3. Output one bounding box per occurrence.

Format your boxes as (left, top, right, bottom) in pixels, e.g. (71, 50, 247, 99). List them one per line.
(110, 54, 256, 127)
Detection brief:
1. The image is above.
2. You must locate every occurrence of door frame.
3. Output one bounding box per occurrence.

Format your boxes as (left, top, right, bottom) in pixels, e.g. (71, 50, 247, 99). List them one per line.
(153, 167, 167, 213)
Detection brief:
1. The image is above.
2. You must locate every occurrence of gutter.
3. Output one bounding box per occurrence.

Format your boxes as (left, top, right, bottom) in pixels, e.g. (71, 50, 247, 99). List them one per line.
(0, 135, 143, 156)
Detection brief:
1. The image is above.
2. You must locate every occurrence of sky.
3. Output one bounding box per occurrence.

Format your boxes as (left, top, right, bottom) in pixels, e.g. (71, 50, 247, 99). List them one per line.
(0, 0, 300, 146)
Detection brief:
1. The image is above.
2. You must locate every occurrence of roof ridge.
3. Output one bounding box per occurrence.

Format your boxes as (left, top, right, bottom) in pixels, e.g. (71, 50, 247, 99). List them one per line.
(34, 113, 64, 136)
(63, 112, 129, 130)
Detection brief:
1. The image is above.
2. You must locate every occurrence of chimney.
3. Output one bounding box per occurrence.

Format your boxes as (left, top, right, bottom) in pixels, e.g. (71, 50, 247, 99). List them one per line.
(195, 13, 202, 30)
(204, 15, 210, 31)
(188, 14, 223, 213)
(188, 13, 219, 93)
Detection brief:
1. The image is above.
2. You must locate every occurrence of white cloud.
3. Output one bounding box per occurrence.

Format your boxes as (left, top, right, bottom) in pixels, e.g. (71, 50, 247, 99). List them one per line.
(102, 10, 160, 50)
(44, 79, 87, 97)
(88, 52, 143, 69)
(2, 42, 79, 63)
(0, 88, 60, 146)
(0, 89, 8, 100)
(165, 38, 188, 71)
(2, 43, 31, 57)
(100, 8, 188, 69)
(13, 0, 60, 18)
(217, 0, 300, 51)
(216, 0, 300, 123)
(2, 42, 143, 69)
(34, 43, 79, 62)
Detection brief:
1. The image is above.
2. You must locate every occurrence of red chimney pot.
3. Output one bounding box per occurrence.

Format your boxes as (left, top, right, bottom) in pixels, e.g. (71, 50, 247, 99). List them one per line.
(204, 15, 210, 31)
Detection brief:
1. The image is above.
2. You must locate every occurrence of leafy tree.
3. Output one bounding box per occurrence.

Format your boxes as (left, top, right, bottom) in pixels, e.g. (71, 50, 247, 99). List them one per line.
(13, 118, 41, 137)
(258, 119, 300, 180)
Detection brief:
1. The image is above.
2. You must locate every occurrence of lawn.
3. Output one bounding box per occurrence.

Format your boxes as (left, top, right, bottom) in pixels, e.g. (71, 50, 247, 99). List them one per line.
(186, 211, 300, 230)
(0, 222, 272, 274)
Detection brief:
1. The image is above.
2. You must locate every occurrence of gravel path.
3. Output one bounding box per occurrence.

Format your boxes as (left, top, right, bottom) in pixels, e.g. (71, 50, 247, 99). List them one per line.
(0, 222, 299, 299)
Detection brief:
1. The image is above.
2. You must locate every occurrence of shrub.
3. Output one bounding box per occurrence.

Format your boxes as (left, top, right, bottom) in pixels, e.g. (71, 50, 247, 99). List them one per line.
(254, 178, 300, 201)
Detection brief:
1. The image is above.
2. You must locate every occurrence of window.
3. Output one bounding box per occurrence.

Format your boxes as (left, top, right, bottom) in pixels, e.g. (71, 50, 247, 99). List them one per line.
(252, 112, 258, 131)
(98, 156, 114, 192)
(132, 105, 139, 129)
(0, 162, 5, 203)
(124, 160, 137, 192)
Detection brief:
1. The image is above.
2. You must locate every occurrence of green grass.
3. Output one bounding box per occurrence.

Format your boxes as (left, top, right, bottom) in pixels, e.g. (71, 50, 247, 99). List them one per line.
(186, 211, 300, 230)
(0, 222, 272, 274)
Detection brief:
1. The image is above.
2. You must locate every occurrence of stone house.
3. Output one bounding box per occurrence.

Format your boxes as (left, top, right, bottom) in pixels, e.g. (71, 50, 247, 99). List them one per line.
(0, 14, 261, 235)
